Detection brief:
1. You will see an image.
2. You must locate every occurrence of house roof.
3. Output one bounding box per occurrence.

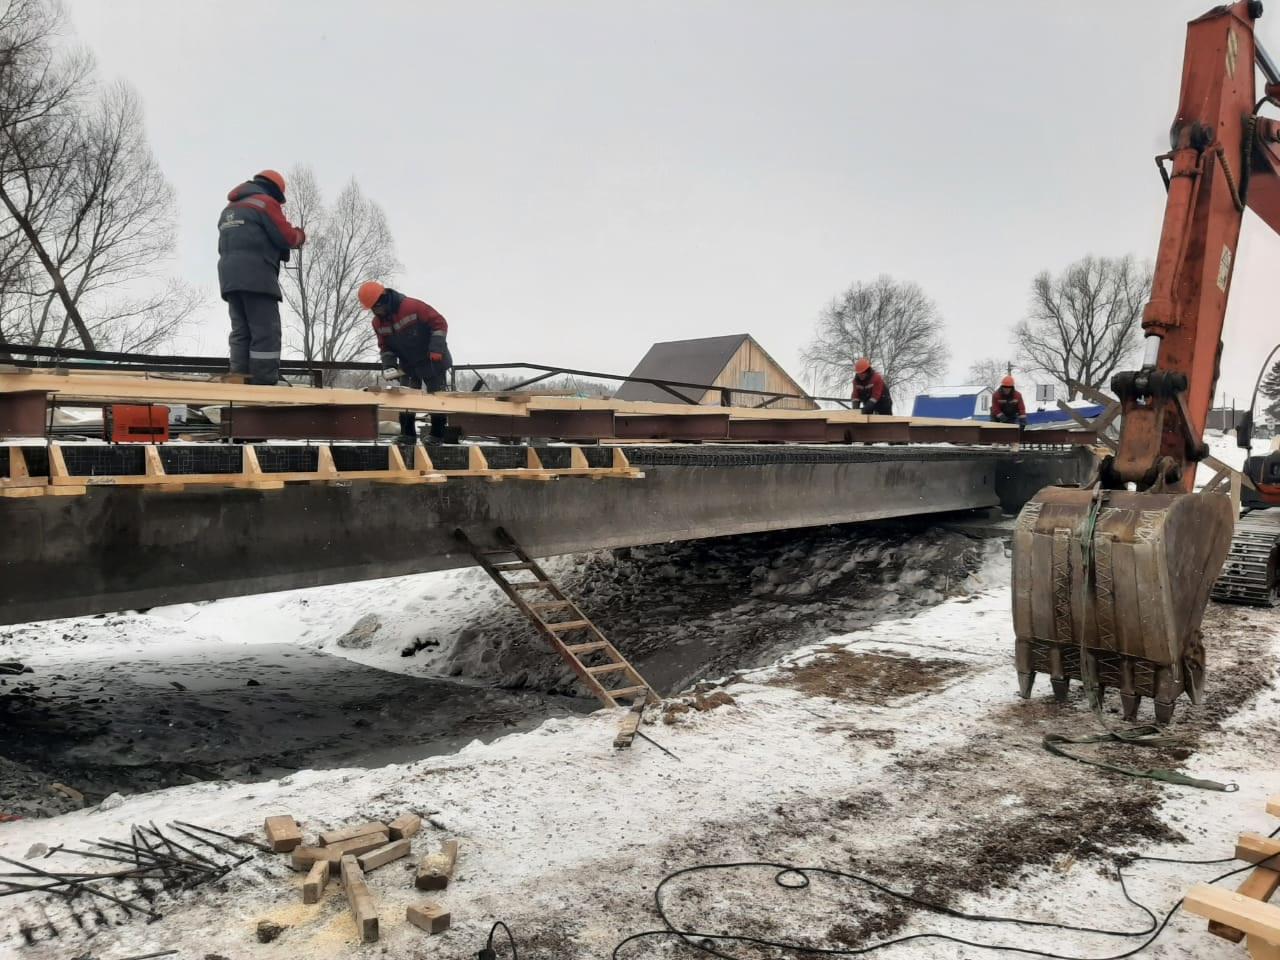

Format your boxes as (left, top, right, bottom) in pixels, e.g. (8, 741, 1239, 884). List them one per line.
(614, 334, 751, 403)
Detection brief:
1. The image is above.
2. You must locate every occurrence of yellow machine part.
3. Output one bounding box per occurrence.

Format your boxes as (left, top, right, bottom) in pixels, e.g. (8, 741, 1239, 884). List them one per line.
(1011, 486, 1234, 723)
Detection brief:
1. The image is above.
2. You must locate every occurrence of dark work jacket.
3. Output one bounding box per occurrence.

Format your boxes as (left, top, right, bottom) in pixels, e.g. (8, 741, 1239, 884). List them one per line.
(852, 370, 893, 415)
(991, 387, 1027, 423)
(217, 181, 305, 300)
(373, 290, 450, 369)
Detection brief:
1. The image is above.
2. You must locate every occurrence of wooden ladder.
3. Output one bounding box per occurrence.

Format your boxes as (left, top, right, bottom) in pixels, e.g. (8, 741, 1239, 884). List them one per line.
(456, 527, 657, 744)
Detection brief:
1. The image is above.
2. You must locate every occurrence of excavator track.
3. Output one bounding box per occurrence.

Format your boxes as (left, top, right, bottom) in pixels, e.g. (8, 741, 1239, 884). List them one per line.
(1210, 513, 1280, 607)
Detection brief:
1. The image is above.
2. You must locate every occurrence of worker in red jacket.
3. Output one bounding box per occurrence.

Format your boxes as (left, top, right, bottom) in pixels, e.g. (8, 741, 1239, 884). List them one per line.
(358, 281, 452, 442)
(217, 169, 306, 385)
(851, 358, 893, 415)
(991, 375, 1027, 425)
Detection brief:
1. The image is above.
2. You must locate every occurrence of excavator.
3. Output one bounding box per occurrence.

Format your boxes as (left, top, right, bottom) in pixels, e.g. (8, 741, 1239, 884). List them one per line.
(1013, 0, 1280, 723)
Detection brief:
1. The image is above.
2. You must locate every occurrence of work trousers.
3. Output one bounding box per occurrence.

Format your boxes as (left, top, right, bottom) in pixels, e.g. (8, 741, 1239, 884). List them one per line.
(398, 352, 451, 440)
(227, 291, 282, 385)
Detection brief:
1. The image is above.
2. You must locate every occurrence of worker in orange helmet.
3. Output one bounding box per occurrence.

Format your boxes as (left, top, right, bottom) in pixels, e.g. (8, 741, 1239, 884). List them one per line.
(358, 281, 452, 443)
(217, 169, 306, 384)
(851, 357, 893, 415)
(990, 374, 1027, 426)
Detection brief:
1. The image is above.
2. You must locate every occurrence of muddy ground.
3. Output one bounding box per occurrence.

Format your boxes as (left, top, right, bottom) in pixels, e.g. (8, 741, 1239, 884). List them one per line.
(0, 522, 986, 820)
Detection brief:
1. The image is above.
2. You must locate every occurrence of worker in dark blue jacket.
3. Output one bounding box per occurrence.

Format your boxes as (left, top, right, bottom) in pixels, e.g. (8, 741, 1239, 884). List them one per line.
(217, 170, 306, 384)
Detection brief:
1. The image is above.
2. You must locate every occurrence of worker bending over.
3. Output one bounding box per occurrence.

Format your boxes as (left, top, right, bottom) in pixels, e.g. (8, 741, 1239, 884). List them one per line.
(358, 281, 452, 443)
(990, 375, 1027, 426)
(217, 169, 306, 385)
(851, 358, 893, 415)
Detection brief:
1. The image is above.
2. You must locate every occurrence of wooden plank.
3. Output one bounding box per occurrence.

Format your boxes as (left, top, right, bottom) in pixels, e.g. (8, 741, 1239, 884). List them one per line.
(1209, 865, 1280, 943)
(302, 859, 329, 904)
(319, 821, 389, 846)
(1057, 400, 1117, 451)
(340, 854, 380, 944)
(415, 839, 459, 891)
(1237, 833, 1280, 866)
(406, 903, 451, 934)
(357, 838, 411, 872)
(263, 814, 303, 852)
(1185, 883, 1280, 944)
(291, 832, 389, 869)
(614, 701, 644, 749)
(1268, 796, 1280, 818)
(388, 812, 421, 841)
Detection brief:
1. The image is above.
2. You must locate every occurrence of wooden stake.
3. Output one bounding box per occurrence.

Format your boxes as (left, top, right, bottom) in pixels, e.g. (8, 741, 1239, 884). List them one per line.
(340, 855, 379, 943)
(415, 839, 459, 891)
(302, 859, 329, 904)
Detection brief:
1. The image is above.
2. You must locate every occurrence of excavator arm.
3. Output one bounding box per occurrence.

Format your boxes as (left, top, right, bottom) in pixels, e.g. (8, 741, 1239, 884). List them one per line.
(1012, 1, 1280, 723)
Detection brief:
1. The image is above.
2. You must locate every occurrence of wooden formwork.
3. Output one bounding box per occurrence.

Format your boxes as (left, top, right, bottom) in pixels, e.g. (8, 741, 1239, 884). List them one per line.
(0, 443, 642, 498)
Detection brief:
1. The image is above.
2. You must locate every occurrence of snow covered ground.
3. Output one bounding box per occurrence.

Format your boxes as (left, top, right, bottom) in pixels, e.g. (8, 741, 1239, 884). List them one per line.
(1, 541, 1277, 960)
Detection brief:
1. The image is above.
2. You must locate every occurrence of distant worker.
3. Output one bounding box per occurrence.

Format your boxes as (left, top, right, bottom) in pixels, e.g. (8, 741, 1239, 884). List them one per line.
(217, 169, 306, 385)
(358, 281, 452, 443)
(990, 375, 1027, 426)
(851, 358, 893, 415)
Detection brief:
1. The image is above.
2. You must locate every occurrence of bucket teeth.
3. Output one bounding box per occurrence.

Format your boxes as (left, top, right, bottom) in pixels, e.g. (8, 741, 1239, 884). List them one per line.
(1050, 677, 1070, 703)
(1120, 693, 1140, 721)
(1017, 671, 1035, 699)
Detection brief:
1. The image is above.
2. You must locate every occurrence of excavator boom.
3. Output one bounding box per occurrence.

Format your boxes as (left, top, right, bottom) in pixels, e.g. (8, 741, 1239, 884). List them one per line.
(1013, 0, 1280, 722)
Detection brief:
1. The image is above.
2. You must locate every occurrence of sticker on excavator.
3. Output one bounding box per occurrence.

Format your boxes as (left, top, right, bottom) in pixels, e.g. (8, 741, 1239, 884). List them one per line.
(1012, 486, 1234, 724)
(1217, 245, 1233, 292)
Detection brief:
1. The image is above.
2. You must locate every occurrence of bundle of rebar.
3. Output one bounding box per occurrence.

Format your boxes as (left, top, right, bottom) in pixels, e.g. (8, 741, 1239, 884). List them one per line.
(0, 820, 257, 924)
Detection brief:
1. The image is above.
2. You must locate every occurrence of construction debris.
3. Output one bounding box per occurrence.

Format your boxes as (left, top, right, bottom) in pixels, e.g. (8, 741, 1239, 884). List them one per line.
(387, 812, 421, 840)
(415, 839, 459, 891)
(255, 919, 288, 944)
(340, 854, 380, 943)
(319, 820, 388, 846)
(406, 902, 451, 934)
(356, 838, 410, 872)
(302, 859, 329, 904)
(290, 831, 388, 870)
(263, 814, 302, 852)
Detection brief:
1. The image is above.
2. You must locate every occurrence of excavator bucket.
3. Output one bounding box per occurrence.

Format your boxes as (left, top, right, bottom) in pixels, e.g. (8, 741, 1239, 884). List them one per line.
(1012, 486, 1234, 724)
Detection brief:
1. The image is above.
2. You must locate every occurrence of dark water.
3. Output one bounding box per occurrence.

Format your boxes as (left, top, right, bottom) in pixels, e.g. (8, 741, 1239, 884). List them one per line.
(0, 643, 589, 810)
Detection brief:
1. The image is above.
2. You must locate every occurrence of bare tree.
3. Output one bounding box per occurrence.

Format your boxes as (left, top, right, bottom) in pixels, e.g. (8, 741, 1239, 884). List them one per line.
(801, 275, 948, 396)
(280, 166, 400, 367)
(1013, 255, 1150, 399)
(967, 357, 1016, 387)
(0, 1, 197, 352)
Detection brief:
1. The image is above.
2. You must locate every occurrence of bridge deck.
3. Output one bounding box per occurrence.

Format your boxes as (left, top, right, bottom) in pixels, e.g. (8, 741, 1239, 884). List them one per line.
(0, 443, 1090, 626)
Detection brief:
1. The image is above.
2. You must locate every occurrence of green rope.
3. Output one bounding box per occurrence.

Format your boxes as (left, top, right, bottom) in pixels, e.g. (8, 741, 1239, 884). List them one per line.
(1038, 489, 1237, 793)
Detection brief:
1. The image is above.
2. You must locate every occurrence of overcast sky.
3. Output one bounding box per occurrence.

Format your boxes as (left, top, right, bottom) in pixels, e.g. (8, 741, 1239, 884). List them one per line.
(61, 0, 1280, 404)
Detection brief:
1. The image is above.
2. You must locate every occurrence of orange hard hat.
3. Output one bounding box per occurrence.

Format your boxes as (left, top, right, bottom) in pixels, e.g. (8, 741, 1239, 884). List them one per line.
(358, 280, 386, 310)
(1001, 375, 1015, 387)
(255, 169, 286, 195)
(854, 358, 871, 374)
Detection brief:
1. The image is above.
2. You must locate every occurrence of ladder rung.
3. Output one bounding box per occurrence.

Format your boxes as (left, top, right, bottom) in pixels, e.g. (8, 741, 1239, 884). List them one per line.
(546, 620, 590, 633)
(529, 601, 574, 612)
(494, 561, 537, 571)
(565, 641, 609, 655)
(481, 549, 519, 556)
(605, 685, 650, 701)
(511, 581, 554, 591)
(587, 663, 628, 676)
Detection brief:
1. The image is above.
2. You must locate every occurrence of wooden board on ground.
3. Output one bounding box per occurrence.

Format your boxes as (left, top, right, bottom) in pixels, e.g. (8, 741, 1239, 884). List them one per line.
(387, 812, 421, 840)
(320, 821, 389, 846)
(340, 855, 379, 944)
(1237, 833, 1280, 866)
(415, 839, 459, 891)
(302, 859, 329, 904)
(291, 832, 389, 869)
(356, 839, 411, 872)
(407, 903, 451, 934)
(264, 814, 302, 852)
(614, 701, 644, 749)
(1210, 866, 1280, 943)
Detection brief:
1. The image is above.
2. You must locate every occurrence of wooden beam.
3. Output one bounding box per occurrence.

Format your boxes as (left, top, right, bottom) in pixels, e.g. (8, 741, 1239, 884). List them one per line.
(415, 840, 459, 891)
(1237, 833, 1280, 867)
(1057, 400, 1117, 451)
(1185, 883, 1280, 945)
(340, 855, 380, 943)
(302, 859, 329, 904)
(1209, 866, 1280, 943)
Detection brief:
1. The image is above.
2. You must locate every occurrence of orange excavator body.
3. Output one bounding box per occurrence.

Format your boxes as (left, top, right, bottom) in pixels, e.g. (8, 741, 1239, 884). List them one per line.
(1013, 1, 1280, 722)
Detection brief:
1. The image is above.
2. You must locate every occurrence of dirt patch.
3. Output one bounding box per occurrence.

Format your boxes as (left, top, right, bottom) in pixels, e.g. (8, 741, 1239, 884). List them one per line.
(661, 690, 737, 725)
(771, 648, 969, 704)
